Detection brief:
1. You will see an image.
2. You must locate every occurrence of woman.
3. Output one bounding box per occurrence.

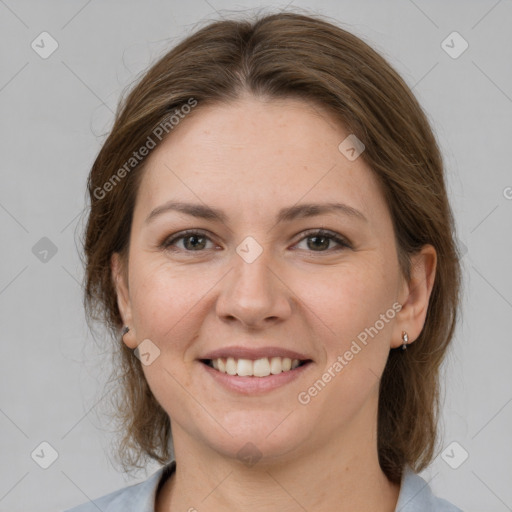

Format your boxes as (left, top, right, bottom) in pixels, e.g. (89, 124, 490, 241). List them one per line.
(66, 10, 463, 512)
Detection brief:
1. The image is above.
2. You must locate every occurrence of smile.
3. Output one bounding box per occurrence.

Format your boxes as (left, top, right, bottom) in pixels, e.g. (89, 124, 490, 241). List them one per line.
(201, 356, 310, 377)
(200, 357, 313, 394)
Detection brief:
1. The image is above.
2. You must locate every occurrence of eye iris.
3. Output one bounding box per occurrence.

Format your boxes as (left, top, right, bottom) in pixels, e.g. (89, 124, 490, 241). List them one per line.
(184, 235, 206, 250)
(308, 235, 330, 251)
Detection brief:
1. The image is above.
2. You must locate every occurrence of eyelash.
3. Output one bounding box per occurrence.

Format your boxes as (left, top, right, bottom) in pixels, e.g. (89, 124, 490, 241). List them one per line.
(159, 228, 352, 254)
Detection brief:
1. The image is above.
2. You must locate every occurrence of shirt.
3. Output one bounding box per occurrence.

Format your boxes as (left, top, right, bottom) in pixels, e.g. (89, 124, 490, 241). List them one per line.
(63, 461, 463, 511)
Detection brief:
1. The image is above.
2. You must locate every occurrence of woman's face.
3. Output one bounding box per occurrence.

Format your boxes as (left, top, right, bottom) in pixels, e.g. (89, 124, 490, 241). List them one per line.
(112, 94, 421, 464)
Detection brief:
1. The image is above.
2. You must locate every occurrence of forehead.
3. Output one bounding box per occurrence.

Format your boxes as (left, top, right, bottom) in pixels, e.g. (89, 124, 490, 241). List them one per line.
(134, 96, 388, 226)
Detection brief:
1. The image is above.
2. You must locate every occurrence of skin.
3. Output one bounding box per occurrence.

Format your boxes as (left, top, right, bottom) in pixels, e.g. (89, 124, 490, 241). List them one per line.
(111, 93, 436, 512)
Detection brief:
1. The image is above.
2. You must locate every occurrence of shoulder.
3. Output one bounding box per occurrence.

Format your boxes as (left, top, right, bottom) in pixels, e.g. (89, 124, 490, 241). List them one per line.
(62, 461, 176, 512)
(395, 465, 464, 511)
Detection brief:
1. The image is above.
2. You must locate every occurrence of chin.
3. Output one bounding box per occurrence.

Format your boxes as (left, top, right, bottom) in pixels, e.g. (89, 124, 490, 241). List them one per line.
(194, 412, 312, 467)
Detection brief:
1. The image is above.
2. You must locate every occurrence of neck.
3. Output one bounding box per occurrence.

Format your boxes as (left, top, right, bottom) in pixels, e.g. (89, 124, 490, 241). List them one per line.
(156, 396, 401, 512)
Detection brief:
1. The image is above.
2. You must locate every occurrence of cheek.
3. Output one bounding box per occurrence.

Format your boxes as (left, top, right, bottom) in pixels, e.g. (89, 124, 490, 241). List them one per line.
(304, 260, 395, 339)
(298, 263, 397, 417)
(129, 259, 196, 339)
(302, 264, 398, 387)
(128, 257, 223, 365)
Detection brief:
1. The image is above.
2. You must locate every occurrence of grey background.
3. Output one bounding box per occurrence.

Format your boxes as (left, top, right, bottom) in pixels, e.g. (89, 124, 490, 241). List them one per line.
(0, 1, 511, 511)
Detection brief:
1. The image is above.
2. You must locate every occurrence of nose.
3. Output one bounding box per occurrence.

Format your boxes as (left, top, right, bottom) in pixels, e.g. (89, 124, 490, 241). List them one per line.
(215, 247, 293, 330)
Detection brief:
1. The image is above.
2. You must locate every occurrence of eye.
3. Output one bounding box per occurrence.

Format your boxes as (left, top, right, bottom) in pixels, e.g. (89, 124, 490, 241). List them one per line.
(160, 230, 217, 252)
(293, 229, 351, 252)
(160, 228, 351, 254)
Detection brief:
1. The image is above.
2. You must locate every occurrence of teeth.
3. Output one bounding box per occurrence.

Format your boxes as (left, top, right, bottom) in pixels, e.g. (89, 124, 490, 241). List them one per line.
(237, 358, 253, 377)
(253, 358, 271, 377)
(208, 356, 303, 377)
(226, 357, 237, 375)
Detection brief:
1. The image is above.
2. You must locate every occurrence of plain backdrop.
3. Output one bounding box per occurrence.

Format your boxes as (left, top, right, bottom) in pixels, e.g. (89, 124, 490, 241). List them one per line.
(0, 1, 511, 511)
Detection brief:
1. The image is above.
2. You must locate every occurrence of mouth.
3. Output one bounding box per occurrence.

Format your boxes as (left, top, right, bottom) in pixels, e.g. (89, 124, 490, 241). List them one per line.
(199, 356, 312, 377)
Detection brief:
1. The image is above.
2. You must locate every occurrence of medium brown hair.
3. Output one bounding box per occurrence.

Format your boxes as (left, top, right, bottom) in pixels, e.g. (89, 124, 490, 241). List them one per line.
(82, 9, 461, 484)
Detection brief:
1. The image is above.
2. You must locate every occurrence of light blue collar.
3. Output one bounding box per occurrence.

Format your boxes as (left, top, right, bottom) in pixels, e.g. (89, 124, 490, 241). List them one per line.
(94, 460, 461, 512)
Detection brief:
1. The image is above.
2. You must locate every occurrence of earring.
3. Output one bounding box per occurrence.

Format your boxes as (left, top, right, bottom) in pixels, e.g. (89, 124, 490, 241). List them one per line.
(401, 331, 409, 350)
(121, 325, 130, 336)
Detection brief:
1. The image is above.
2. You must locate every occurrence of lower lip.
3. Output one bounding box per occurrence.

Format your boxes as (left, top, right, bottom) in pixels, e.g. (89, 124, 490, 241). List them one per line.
(200, 361, 313, 394)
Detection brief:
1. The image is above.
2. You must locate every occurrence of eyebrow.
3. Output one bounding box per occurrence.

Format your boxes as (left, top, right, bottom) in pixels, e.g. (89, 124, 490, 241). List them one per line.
(144, 200, 368, 225)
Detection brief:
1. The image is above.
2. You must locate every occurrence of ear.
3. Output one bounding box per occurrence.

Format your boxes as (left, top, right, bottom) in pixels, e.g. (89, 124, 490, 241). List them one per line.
(111, 252, 138, 349)
(391, 244, 437, 349)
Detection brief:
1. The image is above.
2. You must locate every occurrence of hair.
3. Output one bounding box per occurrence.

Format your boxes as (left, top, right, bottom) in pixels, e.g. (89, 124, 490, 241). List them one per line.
(82, 9, 461, 484)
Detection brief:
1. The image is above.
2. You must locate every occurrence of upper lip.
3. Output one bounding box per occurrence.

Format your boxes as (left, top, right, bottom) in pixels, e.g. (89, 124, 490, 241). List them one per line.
(200, 346, 312, 361)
